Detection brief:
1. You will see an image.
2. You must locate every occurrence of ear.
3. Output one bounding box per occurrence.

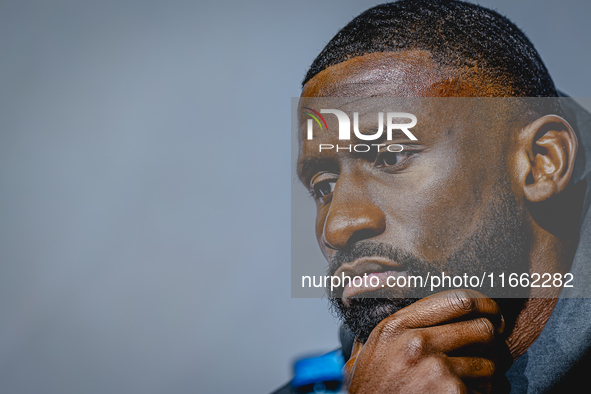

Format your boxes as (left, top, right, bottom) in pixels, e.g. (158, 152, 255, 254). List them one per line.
(521, 115, 578, 203)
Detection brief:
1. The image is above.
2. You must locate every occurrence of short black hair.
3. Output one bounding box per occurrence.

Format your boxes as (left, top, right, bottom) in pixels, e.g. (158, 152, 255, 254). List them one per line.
(303, 0, 557, 97)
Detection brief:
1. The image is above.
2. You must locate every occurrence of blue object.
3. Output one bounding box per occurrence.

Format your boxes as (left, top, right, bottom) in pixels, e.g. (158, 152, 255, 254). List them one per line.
(291, 350, 345, 393)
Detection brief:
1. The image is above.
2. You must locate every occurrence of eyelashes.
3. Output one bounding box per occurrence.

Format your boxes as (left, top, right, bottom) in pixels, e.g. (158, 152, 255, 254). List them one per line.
(309, 146, 419, 201)
(374, 149, 414, 168)
(310, 173, 337, 200)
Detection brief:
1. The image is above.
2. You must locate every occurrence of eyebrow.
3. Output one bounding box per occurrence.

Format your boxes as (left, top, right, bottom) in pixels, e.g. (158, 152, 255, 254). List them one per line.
(297, 156, 339, 185)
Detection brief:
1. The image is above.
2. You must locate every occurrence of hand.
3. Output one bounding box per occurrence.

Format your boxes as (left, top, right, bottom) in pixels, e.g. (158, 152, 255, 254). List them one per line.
(344, 290, 512, 393)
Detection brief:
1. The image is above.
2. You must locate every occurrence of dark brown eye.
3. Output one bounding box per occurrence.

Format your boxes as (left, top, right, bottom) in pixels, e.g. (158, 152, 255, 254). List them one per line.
(375, 151, 412, 167)
(313, 180, 336, 199)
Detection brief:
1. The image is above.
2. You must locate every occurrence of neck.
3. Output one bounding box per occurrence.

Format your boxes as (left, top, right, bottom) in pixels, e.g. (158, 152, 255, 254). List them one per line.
(506, 298, 558, 359)
(506, 222, 578, 359)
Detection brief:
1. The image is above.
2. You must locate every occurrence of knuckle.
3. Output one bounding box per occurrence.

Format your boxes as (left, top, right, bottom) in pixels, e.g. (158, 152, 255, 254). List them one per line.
(449, 290, 477, 313)
(424, 356, 450, 376)
(400, 331, 428, 362)
(473, 317, 496, 341)
(479, 359, 496, 376)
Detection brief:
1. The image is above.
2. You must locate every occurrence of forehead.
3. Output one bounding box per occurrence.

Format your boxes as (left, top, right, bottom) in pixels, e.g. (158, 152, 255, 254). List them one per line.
(301, 50, 512, 98)
(302, 51, 447, 98)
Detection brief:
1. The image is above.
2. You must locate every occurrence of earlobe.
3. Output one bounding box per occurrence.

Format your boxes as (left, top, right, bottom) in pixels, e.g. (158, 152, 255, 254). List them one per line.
(522, 115, 577, 203)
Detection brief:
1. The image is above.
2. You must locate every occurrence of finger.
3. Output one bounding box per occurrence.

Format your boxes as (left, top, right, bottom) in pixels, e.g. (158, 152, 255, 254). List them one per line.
(413, 358, 472, 394)
(449, 357, 510, 394)
(343, 341, 363, 377)
(417, 317, 497, 354)
(447, 357, 496, 379)
(372, 290, 504, 340)
(342, 356, 356, 389)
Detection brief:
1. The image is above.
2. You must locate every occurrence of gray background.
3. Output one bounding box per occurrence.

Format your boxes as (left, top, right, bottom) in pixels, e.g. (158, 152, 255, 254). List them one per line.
(0, 1, 589, 393)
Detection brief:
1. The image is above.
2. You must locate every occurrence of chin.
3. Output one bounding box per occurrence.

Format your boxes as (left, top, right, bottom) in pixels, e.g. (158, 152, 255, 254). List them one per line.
(329, 295, 421, 344)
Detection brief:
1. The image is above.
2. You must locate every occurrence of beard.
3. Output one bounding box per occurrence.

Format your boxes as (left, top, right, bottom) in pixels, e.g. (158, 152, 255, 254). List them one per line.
(327, 178, 530, 344)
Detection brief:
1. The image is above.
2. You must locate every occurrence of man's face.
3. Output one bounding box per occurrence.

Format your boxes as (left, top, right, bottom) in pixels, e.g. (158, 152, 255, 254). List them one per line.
(297, 51, 530, 342)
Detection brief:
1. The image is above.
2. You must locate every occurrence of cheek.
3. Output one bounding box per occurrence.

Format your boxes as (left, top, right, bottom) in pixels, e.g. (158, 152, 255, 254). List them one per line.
(405, 184, 485, 260)
(378, 150, 497, 261)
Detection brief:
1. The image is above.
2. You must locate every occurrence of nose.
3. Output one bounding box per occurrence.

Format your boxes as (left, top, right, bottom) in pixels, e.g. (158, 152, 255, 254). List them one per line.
(322, 176, 386, 250)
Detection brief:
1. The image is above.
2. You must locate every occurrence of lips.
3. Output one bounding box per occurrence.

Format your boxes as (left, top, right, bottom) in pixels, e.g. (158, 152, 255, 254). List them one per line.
(334, 257, 402, 278)
(333, 257, 406, 299)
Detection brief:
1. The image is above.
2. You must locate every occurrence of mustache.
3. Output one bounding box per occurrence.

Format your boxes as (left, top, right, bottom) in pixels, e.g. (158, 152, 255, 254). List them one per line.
(327, 241, 439, 277)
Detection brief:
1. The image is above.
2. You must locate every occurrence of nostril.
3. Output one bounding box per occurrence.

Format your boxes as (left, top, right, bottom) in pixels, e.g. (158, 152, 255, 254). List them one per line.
(321, 232, 340, 250)
(323, 239, 338, 250)
(347, 228, 383, 246)
(323, 228, 383, 250)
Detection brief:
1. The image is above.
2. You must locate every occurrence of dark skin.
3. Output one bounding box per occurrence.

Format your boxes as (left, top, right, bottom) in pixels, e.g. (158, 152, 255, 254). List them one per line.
(298, 51, 580, 393)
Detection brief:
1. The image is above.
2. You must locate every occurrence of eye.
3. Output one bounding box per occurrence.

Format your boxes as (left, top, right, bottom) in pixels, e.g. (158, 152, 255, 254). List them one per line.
(375, 148, 414, 168)
(310, 173, 337, 200)
(313, 180, 336, 199)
